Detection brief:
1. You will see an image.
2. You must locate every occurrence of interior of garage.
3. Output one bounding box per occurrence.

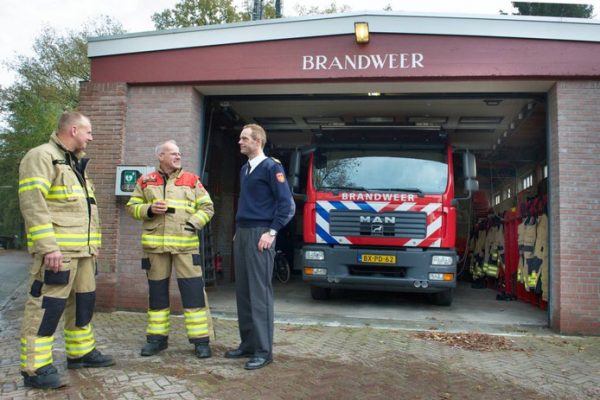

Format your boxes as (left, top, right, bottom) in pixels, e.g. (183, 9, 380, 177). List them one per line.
(198, 85, 549, 316)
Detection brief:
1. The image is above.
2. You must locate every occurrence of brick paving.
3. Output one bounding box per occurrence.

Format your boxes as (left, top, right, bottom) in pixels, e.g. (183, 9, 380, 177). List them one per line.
(1, 283, 599, 399)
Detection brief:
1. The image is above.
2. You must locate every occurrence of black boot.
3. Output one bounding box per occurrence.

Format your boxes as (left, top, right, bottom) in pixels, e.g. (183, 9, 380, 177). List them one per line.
(22, 364, 65, 389)
(67, 349, 115, 369)
(194, 342, 212, 359)
(141, 338, 168, 356)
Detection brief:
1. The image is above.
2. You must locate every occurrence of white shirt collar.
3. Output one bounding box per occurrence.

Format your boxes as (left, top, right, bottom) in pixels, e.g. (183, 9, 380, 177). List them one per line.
(248, 154, 267, 173)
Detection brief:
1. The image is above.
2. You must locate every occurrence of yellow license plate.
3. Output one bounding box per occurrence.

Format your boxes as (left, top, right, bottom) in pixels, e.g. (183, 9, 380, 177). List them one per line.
(360, 254, 396, 264)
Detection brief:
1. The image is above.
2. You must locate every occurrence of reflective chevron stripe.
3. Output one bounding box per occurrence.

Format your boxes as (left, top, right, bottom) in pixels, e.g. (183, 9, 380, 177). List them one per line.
(18, 177, 51, 196)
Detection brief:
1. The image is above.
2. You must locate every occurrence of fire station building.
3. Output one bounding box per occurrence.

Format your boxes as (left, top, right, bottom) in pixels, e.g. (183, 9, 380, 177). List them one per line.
(80, 12, 600, 335)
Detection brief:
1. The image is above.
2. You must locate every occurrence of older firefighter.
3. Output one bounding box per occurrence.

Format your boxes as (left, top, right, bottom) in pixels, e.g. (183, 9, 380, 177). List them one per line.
(18, 112, 114, 389)
(126, 140, 215, 358)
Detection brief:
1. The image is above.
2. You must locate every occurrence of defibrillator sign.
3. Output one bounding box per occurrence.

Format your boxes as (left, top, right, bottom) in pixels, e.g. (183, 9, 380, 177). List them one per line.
(115, 166, 155, 196)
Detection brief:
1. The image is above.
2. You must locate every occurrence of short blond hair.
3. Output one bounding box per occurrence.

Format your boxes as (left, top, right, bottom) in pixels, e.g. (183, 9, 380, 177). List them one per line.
(243, 124, 267, 149)
(58, 111, 89, 133)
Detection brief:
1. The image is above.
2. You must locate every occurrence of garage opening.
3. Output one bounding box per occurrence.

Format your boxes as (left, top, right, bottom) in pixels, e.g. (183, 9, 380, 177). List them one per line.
(200, 90, 549, 323)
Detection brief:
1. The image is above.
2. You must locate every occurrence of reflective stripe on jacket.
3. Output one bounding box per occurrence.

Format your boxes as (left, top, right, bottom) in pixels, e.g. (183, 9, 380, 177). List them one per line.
(18, 132, 101, 256)
(126, 169, 214, 253)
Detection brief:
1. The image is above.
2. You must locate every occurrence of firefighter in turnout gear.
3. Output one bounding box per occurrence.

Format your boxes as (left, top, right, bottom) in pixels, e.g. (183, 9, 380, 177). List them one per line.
(127, 140, 215, 358)
(18, 112, 114, 389)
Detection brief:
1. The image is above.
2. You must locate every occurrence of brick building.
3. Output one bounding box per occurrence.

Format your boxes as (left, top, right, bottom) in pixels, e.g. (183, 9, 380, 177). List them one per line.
(80, 13, 600, 334)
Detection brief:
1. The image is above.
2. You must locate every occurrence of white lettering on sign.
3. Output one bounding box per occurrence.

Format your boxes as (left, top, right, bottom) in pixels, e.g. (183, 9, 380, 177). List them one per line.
(302, 53, 424, 71)
(340, 192, 416, 202)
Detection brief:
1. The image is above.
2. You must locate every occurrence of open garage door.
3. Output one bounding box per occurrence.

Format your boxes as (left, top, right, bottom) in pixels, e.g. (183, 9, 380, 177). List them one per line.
(200, 87, 549, 325)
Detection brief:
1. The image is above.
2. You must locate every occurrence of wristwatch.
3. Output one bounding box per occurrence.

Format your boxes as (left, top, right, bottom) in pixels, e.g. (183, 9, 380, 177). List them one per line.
(268, 229, 277, 237)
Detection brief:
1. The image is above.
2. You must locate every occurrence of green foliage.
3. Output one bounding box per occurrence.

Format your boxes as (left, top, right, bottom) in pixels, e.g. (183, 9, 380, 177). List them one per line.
(510, 2, 594, 18)
(238, 0, 280, 20)
(152, 0, 352, 28)
(0, 16, 123, 246)
(152, 0, 244, 29)
(294, 1, 351, 16)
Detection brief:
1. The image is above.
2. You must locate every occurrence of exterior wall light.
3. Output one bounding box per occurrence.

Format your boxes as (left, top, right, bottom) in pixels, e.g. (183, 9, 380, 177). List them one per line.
(354, 22, 369, 44)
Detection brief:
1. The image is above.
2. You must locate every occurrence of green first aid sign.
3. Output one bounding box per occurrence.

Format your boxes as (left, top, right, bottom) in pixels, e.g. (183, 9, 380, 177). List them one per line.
(120, 170, 141, 192)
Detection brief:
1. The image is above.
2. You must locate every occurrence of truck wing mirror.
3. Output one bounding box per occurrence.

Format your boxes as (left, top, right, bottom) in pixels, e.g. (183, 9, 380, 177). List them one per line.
(288, 150, 301, 193)
(453, 150, 479, 204)
(462, 151, 477, 179)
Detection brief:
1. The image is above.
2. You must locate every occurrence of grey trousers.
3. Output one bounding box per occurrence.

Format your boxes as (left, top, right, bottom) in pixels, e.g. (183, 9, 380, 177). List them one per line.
(233, 227, 275, 358)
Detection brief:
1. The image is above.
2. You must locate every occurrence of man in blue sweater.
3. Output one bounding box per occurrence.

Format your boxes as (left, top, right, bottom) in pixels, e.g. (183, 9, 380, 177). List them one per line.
(225, 123, 295, 370)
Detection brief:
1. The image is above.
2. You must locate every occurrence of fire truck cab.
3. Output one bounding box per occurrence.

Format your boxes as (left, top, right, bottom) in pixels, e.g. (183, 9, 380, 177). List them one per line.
(289, 126, 478, 306)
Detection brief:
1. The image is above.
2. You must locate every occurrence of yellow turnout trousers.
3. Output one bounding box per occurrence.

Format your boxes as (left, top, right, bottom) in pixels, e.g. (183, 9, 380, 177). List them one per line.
(20, 255, 98, 376)
(144, 252, 214, 343)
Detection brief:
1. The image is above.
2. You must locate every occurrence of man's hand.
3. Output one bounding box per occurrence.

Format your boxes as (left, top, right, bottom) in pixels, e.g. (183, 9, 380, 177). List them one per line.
(258, 232, 275, 252)
(151, 200, 168, 215)
(43, 250, 63, 273)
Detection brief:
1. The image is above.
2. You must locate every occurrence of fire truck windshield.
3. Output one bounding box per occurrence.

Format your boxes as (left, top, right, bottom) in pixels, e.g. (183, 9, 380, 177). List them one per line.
(313, 149, 448, 194)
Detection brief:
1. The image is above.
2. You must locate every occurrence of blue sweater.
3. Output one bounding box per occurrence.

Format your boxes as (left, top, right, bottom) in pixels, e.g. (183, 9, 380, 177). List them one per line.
(236, 157, 295, 232)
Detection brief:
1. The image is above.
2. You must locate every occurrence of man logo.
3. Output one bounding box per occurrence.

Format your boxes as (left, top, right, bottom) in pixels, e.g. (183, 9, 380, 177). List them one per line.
(359, 216, 396, 224)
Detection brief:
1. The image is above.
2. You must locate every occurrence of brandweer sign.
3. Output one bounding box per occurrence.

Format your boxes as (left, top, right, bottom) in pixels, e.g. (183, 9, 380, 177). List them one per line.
(302, 53, 424, 71)
(341, 192, 416, 202)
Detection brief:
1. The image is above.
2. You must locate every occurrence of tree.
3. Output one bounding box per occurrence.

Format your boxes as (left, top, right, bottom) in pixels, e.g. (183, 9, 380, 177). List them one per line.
(152, 0, 355, 30)
(0, 16, 124, 247)
(152, 0, 286, 29)
(152, 0, 244, 29)
(238, 0, 280, 20)
(294, 1, 351, 16)
(503, 2, 594, 18)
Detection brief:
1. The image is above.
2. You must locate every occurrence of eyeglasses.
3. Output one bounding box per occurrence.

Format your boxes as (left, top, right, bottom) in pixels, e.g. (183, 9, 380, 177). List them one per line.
(161, 152, 182, 157)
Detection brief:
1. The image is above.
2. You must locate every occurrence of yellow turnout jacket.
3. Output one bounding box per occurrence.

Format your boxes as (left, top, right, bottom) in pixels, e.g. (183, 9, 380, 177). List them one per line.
(18, 132, 101, 257)
(126, 168, 214, 253)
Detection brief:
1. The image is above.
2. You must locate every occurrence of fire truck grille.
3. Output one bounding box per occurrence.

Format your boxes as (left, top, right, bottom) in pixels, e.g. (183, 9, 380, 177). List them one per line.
(329, 210, 427, 238)
(348, 265, 407, 277)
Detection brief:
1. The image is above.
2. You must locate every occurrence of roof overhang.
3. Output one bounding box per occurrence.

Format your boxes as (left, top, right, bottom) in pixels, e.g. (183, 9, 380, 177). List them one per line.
(88, 12, 600, 58)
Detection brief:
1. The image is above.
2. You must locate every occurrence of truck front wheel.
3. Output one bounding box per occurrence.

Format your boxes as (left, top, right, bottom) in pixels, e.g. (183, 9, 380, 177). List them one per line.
(310, 285, 331, 300)
(429, 289, 453, 306)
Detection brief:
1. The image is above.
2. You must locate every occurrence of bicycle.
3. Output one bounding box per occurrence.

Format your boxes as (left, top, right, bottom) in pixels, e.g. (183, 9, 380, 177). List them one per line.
(274, 250, 291, 283)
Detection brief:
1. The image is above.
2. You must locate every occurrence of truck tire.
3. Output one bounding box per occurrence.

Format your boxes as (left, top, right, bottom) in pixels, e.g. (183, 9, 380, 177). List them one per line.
(430, 289, 453, 306)
(310, 285, 331, 300)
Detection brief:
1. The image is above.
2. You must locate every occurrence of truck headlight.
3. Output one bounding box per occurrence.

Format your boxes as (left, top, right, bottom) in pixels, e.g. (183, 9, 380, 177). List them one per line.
(305, 250, 325, 260)
(432, 255, 453, 266)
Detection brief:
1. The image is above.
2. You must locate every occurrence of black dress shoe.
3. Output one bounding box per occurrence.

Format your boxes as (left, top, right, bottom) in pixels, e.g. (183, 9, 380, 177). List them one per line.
(224, 349, 253, 359)
(244, 356, 272, 370)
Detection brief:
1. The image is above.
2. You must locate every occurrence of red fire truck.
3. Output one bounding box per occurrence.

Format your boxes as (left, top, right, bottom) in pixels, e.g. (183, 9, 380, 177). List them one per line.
(288, 126, 478, 306)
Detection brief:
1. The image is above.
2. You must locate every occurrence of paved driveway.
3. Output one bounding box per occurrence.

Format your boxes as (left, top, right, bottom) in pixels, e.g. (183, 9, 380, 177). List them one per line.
(1, 250, 598, 399)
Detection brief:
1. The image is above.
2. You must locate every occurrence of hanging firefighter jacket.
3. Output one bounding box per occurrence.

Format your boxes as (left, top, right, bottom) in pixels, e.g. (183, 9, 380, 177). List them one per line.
(519, 217, 537, 291)
(483, 224, 500, 279)
(517, 219, 525, 283)
(530, 213, 548, 300)
(470, 227, 486, 279)
(482, 216, 504, 278)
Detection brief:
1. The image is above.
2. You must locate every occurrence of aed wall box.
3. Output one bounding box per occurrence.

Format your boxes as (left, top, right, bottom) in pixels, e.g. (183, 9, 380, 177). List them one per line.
(115, 166, 155, 196)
